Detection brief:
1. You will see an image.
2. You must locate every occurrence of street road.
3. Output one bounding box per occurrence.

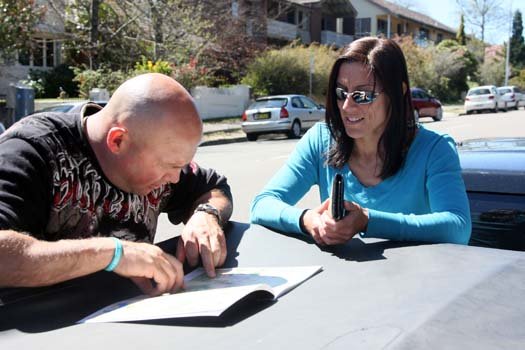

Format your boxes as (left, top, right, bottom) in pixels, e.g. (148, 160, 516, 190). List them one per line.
(155, 108, 525, 241)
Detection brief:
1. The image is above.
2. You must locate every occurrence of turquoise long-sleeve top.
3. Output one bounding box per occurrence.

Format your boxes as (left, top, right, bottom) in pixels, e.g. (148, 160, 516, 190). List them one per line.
(250, 122, 471, 244)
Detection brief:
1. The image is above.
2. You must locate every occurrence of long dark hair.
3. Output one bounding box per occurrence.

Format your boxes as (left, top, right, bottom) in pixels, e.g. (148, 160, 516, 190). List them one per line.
(325, 37, 415, 179)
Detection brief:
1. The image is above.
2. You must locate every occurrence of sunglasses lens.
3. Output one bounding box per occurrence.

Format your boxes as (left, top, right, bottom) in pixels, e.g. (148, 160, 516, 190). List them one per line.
(352, 91, 375, 104)
(335, 88, 346, 101)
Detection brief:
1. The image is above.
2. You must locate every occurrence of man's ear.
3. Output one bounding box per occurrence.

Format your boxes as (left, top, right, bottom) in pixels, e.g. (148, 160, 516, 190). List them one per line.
(106, 127, 128, 154)
(402, 82, 408, 95)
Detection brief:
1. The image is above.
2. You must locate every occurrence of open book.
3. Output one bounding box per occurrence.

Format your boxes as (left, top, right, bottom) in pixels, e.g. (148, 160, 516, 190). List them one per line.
(80, 265, 322, 323)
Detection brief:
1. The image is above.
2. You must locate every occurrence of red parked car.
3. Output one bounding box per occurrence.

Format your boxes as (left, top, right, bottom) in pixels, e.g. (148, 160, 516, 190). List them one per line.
(411, 87, 443, 122)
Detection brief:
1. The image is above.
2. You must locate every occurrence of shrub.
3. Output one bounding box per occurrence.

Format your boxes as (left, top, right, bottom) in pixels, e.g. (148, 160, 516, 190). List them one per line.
(24, 64, 78, 98)
(242, 43, 337, 99)
(133, 56, 173, 76)
(171, 58, 210, 92)
(73, 67, 128, 98)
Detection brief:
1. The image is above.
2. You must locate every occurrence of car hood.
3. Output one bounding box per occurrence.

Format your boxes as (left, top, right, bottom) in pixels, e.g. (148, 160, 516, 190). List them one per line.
(458, 138, 525, 194)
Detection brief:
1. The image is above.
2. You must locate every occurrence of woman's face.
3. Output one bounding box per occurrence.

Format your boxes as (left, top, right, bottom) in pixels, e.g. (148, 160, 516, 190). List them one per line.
(336, 62, 390, 143)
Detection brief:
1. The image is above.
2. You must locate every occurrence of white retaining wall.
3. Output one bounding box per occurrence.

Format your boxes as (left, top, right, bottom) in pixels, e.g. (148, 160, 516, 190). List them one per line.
(191, 85, 251, 120)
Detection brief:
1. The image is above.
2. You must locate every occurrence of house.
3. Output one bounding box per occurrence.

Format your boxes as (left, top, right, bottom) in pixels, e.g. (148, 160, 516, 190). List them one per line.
(350, 0, 456, 46)
(233, 0, 357, 47)
(0, 1, 65, 98)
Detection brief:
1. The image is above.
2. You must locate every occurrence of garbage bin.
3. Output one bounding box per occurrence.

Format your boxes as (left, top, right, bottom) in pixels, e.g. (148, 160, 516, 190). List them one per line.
(7, 84, 35, 124)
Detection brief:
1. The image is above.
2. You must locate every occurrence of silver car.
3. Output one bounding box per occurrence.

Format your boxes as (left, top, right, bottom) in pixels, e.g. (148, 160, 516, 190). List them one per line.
(464, 85, 506, 114)
(241, 95, 325, 141)
(497, 86, 524, 110)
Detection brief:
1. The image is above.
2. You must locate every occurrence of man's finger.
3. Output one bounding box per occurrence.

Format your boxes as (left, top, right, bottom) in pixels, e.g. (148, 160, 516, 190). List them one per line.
(131, 277, 155, 296)
(175, 237, 186, 264)
(210, 232, 224, 267)
(199, 241, 216, 278)
(184, 239, 200, 267)
(164, 254, 185, 292)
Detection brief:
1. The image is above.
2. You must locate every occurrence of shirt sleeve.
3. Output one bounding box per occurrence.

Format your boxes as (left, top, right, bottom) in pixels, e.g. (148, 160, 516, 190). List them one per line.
(365, 135, 472, 244)
(0, 138, 51, 236)
(164, 162, 232, 224)
(250, 123, 323, 235)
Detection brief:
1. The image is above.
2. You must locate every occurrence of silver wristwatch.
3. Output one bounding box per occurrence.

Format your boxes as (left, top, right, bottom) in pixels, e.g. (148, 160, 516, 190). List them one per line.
(193, 203, 221, 225)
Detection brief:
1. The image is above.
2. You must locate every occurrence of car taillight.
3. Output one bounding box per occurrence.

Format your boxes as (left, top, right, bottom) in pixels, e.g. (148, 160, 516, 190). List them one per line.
(242, 111, 247, 121)
(280, 107, 289, 118)
(511, 94, 515, 99)
(465, 97, 470, 101)
(488, 95, 494, 99)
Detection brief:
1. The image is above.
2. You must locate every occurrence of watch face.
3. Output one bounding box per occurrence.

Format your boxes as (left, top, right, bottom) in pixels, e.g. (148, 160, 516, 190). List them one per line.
(195, 204, 220, 223)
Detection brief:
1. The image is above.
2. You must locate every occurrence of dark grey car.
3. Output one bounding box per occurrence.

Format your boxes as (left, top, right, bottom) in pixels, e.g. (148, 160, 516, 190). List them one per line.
(458, 138, 525, 251)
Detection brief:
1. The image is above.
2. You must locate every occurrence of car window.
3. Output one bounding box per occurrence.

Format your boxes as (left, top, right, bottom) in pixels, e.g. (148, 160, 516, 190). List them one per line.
(299, 96, 318, 109)
(467, 191, 525, 251)
(498, 88, 511, 94)
(467, 88, 491, 96)
(249, 98, 287, 109)
(291, 97, 303, 108)
(39, 104, 75, 113)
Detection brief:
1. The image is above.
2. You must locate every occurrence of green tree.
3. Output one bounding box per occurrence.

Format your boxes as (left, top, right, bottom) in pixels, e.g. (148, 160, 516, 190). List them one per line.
(510, 10, 525, 69)
(456, 15, 466, 45)
(0, 0, 45, 62)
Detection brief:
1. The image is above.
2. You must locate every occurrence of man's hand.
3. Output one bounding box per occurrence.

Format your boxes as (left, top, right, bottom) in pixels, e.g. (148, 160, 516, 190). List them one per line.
(114, 241, 184, 297)
(176, 211, 226, 277)
(302, 199, 369, 245)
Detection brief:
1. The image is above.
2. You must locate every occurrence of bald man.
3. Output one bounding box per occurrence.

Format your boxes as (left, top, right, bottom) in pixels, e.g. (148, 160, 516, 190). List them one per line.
(0, 73, 232, 296)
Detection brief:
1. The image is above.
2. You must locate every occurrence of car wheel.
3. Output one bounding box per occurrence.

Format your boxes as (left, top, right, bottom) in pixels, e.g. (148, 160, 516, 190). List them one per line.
(433, 107, 443, 121)
(414, 109, 420, 123)
(288, 120, 301, 139)
(246, 133, 258, 141)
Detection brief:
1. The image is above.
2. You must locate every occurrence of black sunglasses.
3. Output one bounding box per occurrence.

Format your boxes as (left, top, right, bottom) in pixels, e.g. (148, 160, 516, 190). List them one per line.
(335, 87, 380, 105)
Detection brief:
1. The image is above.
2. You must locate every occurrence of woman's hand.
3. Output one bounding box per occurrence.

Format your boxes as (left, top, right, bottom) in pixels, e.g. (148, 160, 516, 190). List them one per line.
(302, 199, 369, 245)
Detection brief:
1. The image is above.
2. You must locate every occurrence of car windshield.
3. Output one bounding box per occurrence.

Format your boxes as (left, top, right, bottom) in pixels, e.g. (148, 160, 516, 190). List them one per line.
(498, 88, 511, 94)
(468, 88, 491, 96)
(249, 98, 287, 109)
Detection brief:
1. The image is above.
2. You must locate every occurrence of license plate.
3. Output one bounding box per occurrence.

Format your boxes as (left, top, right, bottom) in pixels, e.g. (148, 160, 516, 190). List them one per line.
(254, 112, 270, 120)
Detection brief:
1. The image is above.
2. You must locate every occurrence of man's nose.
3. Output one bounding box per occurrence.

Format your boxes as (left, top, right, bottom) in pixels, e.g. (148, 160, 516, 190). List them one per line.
(164, 170, 181, 184)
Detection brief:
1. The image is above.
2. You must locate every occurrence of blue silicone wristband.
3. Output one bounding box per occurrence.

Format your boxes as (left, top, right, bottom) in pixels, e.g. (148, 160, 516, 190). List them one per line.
(105, 237, 123, 272)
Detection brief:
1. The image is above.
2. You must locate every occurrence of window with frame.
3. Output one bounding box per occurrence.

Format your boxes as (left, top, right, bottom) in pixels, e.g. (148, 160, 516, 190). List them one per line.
(419, 27, 429, 40)
(355, 18, 371, 37)
(377, 19, 387, 35)
(300, 96, 318, 109)
(18, 37, 59, 68)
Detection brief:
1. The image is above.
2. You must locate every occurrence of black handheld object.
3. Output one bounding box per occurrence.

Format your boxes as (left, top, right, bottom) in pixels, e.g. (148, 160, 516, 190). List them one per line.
(331, 174, 346, 221)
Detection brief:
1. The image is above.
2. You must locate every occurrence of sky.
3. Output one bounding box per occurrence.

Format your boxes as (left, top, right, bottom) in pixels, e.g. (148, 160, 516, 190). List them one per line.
(401, 0, 525, 44)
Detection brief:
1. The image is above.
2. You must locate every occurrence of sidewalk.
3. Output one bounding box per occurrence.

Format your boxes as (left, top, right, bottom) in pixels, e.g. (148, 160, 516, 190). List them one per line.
(201, 120, 245, 146)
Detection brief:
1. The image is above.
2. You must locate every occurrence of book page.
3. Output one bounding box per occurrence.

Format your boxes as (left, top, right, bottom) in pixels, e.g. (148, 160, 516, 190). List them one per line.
(80, 265, 322, 323)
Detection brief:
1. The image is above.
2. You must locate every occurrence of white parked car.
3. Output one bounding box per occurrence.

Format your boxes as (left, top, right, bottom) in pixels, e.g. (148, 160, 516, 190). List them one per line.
(465, 85, 507, 114)
(498, 85, 524, 110)
(241, 95, 325, 141)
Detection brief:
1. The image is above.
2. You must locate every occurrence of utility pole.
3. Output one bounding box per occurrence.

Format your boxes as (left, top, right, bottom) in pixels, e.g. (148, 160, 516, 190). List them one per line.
(309, 50, 314, 97)
(504, 1, 512, 86)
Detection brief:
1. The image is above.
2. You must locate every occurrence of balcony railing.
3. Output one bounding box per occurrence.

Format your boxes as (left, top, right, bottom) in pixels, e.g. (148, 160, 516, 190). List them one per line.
(267, 19, 298, 41)
(321, 31, 354, 47)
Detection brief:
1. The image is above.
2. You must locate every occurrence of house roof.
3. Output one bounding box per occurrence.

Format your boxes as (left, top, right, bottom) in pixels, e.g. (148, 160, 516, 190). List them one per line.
(290, 0, 357, 16)
(367, 0, 456, 34)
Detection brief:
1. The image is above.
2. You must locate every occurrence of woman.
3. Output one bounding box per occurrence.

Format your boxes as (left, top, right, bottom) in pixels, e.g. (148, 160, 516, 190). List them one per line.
(250, 37, 471, 245)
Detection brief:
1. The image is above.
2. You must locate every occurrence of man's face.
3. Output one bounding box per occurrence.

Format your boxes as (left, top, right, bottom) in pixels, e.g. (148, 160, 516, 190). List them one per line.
(118, 127, 200, 196)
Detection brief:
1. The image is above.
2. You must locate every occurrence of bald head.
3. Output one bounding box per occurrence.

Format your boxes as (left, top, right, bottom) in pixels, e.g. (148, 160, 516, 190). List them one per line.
(86, 73, 203, 194)
(103, 73, 202, 141)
